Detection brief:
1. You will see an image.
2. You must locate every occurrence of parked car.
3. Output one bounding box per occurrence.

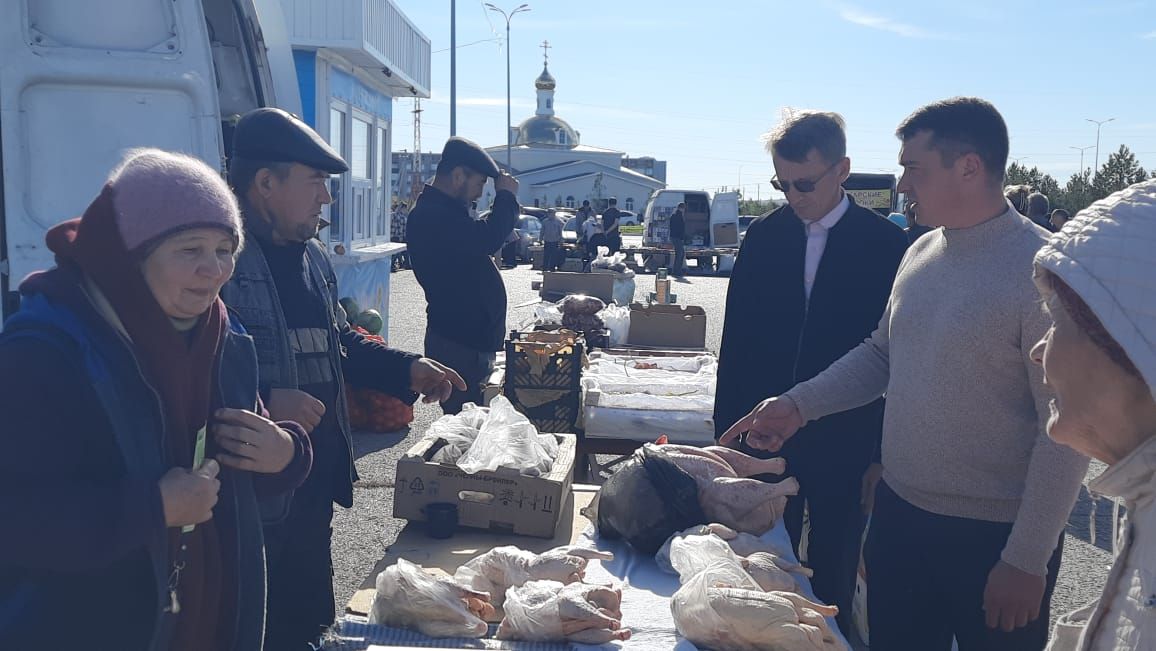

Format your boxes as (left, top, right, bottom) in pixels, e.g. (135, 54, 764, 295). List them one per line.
(614, 209, 639, 226)
(563, 217, 579, 244)
(514, 215, 542, 261)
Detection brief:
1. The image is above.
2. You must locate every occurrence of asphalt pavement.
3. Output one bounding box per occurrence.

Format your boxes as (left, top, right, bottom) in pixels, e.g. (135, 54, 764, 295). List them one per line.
(331, 262, 1114, 641)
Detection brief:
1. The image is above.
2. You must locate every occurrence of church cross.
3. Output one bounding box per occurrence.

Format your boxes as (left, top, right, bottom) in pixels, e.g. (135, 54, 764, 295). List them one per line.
(540, 40, 551, 64)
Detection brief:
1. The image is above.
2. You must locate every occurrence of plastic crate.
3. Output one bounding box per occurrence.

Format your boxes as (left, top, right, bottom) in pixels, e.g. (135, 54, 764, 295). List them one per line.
(505, 389, 581, 434)
(504, 331, 584, 391)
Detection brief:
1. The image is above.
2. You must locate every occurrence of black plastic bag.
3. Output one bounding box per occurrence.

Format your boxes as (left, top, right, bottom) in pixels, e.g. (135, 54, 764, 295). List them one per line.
(595, 444, 707, 555)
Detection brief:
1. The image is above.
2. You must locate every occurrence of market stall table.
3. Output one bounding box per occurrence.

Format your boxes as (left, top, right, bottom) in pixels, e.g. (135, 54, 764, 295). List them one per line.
(333, 485, 849, 650)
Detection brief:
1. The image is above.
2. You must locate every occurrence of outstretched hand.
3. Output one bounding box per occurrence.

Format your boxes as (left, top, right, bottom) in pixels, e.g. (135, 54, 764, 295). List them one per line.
(410, 357, 468, 404)
(718, 396, 804, 452)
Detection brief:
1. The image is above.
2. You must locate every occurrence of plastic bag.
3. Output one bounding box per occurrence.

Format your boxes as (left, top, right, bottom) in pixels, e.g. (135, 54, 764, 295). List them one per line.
(497, 580, 631, 644)
(663, 531, 742, 580)
(498, 580, 567, 640)
(590, 251, 634, 276)
(456, 396, 558, 476)
(453, 544, 611, 607)
(369, 558, 490, 639)
(597, 304, 630, 347)
(529, 302, 564, 328)
(426, 403, 489, 465)
(593, 445, 708, 555)
(671, 560, 843, 650)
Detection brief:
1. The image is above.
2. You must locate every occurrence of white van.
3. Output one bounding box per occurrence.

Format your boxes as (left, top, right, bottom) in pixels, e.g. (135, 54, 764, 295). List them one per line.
(639, 189, 740, 272)
(0, 0, 300, 320)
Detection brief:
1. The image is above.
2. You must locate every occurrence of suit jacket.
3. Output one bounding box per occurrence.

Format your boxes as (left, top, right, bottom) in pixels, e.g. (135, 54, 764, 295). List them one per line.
(714, 198, 909, 483)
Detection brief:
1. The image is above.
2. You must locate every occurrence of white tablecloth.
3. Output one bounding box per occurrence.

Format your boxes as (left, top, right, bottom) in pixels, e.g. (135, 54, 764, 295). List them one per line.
(335, 520, 848, 650)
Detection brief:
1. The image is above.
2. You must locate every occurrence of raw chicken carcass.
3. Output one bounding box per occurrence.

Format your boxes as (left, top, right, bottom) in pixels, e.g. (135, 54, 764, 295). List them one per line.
(369, 559, 494, 638)
(672, 563, 847, 651)
(497, 580, 632, 644)
(744, 551, 808, 593)
(654, 442, 799, 534)
(453, 545, 614, 606)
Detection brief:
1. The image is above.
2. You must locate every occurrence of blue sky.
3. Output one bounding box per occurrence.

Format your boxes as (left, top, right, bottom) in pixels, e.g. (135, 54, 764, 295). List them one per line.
(392, 0, 1156, 198)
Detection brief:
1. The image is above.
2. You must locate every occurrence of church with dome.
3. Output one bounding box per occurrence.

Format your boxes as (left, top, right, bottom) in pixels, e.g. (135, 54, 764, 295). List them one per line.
(483, 45, 666, 213)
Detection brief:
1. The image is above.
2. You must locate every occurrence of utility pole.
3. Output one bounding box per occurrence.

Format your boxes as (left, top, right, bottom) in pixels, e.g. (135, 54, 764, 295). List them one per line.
(411, 99, 423, 201)
(1086, 117, 1115, 175)
(1069, 145, 1094, 174)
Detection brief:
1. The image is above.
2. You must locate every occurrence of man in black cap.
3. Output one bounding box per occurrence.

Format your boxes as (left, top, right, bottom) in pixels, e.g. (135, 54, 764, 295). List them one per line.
(222, 108, 466, 650)
(407, 136, 521, 414)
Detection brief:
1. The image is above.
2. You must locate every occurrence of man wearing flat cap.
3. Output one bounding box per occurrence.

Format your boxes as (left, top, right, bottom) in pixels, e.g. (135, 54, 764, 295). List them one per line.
(222, 108, 466, 650)
(407, 136, 521, 414)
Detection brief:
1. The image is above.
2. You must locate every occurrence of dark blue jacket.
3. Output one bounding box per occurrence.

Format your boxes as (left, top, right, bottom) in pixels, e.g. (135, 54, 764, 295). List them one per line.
(222, 225, 418, 507)
(0, 272, 308, 651)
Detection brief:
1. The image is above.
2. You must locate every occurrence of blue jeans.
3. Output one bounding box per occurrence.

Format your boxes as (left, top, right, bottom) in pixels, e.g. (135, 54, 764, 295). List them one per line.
(673, 240, 686, 275)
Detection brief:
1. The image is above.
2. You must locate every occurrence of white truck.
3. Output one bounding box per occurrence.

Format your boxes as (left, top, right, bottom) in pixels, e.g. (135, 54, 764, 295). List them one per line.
(634, 189, 740, 273)
(0, 0, 301, 321)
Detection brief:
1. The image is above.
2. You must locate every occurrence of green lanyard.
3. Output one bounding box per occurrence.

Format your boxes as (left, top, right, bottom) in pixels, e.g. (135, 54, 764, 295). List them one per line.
(181, 426, 208, 534)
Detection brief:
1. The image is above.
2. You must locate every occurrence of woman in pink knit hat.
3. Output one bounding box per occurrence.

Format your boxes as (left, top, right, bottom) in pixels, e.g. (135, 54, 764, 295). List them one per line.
(0, 149, 312, 650)
(1032, 179, 1156, 651)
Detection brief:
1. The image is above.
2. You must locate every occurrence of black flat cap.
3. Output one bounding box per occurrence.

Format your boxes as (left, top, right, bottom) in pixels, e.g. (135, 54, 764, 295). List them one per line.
(232, 108, 349, 174)
(440, 137, 501, 178)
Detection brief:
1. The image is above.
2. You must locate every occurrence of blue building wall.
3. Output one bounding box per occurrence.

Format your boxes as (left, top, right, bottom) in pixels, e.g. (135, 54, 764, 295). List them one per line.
(328, 67, 393, 121)
(292, 50, 317, 127)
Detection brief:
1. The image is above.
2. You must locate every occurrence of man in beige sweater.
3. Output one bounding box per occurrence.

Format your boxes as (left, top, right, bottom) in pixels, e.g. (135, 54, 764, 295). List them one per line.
(721, 97, 1088, 651)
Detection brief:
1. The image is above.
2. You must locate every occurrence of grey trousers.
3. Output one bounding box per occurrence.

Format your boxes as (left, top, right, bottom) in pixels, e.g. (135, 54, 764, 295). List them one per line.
(424, 328, 496, 415)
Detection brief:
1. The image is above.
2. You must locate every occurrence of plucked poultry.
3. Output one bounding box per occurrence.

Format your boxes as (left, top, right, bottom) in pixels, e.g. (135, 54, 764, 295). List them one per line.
(655, 442, 799, 534)
(369, 559, 495, 638)
(671, 559, 846, 651)
(453, 545, 614, 607)
(587, 440, 798, 553)
(497, 580, 632, 644)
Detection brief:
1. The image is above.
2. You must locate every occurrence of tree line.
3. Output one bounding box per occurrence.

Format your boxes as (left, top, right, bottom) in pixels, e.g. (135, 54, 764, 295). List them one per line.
(1006, 144, 1152, 214)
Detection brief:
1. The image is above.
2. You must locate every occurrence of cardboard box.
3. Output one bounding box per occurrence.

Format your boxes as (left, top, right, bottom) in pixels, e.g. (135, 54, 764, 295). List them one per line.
(627, 302, 707, 349)
(559, 258, 585, 272)
(393, 433, 577, 538)
(712, 222, 739, 247)
(540, 271, 616, 303)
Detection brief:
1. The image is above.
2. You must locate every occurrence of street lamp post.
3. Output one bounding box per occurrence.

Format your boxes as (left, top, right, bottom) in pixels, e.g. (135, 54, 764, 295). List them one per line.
(450, 0, 456, 136)
(485, 3, 530, 170)
(1086, 117, 1115, 174)
(1069, 145, 1094, 174)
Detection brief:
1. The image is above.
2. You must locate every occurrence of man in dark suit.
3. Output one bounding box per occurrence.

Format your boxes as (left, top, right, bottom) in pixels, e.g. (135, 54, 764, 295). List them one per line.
(714, 109, 909, 635)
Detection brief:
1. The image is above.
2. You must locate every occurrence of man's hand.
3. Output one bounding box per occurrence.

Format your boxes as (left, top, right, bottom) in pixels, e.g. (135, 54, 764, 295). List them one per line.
(983, 561, 1046, 632)
(212, 408, 296, 474)
(411, 357, 468, 404)
(718, 396, 804, 451)
(159, 459, 220, 528)
(495, 172, 519, 195)
(266, 388, 325, 433)
(860, 462, 884, 514)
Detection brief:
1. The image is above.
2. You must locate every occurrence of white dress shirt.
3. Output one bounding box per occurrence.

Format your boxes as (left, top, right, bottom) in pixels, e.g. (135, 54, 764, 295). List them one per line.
(801, 193, 849, 301)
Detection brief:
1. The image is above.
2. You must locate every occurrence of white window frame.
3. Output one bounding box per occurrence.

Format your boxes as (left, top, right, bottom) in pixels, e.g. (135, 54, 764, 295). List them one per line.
(326, 102, 348, 248)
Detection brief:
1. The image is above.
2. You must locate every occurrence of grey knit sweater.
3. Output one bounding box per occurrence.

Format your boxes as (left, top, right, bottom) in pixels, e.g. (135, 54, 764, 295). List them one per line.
(785, 204, 1088, 575)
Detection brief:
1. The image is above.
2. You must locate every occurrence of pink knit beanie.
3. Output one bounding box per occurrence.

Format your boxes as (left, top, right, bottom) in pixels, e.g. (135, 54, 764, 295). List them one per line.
(107, 149, 243, 254)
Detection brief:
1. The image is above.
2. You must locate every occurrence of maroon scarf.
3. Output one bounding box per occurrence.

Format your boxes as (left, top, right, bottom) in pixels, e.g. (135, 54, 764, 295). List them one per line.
(47, 185, 229, 649)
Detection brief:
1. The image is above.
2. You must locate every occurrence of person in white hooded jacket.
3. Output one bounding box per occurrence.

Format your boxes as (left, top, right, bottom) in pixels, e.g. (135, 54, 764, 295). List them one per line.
(1032, 179, 1156, 651)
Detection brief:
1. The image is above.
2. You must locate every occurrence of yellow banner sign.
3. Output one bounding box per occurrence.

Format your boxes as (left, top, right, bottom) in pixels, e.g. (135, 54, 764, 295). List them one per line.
(846, 188, 893, 210)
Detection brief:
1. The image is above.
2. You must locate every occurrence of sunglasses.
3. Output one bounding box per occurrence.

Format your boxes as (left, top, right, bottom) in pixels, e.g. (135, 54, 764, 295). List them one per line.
(771, 160, 841, 194)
